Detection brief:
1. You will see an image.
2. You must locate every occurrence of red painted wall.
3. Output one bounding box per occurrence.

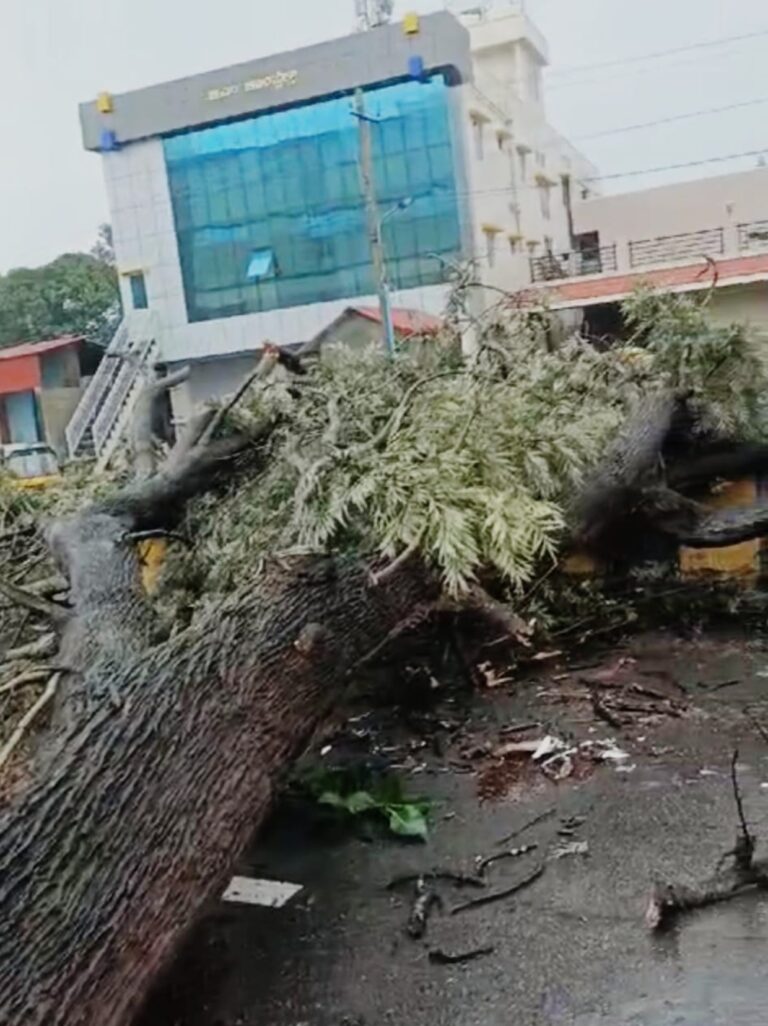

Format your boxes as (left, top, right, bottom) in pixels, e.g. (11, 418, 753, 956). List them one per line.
(0, 355, 41, 395)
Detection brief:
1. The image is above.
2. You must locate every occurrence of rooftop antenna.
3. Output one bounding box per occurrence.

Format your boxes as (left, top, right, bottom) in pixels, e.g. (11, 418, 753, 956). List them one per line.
(355, 0, 395, 31)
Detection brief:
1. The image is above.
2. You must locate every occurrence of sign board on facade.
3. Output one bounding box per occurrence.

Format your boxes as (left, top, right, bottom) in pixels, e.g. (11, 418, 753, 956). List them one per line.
(206, 70, 299, 102)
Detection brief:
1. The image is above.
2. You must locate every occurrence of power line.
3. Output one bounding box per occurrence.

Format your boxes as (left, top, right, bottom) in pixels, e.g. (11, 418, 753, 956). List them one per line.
(573, 97, 768, 142)
(546, 47, 759, 91)
(546, 26, 768, 79)
(584, 147, 768, 183)
(162, 144, 768, 213)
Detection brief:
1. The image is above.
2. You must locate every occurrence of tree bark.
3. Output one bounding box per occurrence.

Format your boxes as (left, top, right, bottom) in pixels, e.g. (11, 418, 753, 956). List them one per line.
(0, 369, 437, 1026)
(572, 391, 768, 554)
(0, 549, 433, 1026)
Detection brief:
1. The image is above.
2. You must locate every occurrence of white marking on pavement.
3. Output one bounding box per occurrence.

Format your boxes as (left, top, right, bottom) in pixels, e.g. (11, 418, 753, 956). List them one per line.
(221, 876, 303, 908)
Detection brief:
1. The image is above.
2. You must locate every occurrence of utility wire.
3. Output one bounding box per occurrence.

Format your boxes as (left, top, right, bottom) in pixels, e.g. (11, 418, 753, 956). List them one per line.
(163, 143, 768, 211)
(547, 48, 760, 92)
(585, 147, 768, 183)
(547, 26, 768, 78)
(573, 97, 768, 141)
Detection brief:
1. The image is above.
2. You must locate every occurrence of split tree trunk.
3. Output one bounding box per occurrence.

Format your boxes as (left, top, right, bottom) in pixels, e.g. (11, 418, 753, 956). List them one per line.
(574, 390, 768, 555)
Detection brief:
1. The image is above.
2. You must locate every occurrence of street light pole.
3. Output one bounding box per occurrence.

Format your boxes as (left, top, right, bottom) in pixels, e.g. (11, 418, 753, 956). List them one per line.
(354, 88, 396, 357)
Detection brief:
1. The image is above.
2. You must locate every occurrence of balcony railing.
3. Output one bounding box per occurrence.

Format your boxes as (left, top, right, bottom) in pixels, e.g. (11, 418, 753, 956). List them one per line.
(738, 220, 768, 251)
(629, 228, 724, 269)
(530, 244, 617, 283)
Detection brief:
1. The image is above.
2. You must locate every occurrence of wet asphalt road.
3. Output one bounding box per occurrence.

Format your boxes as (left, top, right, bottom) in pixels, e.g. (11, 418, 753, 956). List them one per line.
(137, 631, 768, 1026)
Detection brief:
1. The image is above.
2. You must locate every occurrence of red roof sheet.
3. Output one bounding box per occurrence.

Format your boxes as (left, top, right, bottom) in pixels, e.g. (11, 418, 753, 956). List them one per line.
(0, 335, 83, 361)
(539, 253, 768, 308)
(352, 306, 442, 336)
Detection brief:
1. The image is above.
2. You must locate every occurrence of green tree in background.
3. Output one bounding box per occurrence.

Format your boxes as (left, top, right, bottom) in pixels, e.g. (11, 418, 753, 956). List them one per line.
(0, 226, 121, 349)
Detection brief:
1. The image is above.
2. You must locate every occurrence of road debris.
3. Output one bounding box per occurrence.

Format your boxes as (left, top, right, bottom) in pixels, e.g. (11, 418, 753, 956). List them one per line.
(451, 862, 546, 915)
(697, 678, 740, 691)
(428, 945, 495, 965)
(388, 870, 485, 891)
(475, 843, 538, 877)
(531, 650, 562, 662)
(477, 661, 515, 689)
(406, 877, 443, 938)
(645, 750, 768, 930)
(496, 807, 556, 847)
(551, 840, 589, 860)
(494, 739, 542, 757)
(558, 814, 587, 837)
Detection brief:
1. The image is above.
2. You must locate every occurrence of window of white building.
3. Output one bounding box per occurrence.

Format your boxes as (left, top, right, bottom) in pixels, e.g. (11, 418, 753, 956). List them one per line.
(482, 225, 501, 268)
(469, 110, 490, 162)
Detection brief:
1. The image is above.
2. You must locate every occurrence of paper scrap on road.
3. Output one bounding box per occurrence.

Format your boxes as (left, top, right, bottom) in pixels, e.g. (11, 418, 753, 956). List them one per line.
(222, 876, 303, 908)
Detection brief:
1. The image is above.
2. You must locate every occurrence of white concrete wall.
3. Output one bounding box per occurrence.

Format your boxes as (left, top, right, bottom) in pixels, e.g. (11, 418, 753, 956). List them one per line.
(573, 167, 768, 248)
(459, 5, 598, 298)
(707, 282, 768, 333)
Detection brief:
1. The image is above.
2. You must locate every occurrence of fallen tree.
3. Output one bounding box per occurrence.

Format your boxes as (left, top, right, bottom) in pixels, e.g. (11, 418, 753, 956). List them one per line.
(0, 364, 438, 1026)
(4, 282, 768, 1023)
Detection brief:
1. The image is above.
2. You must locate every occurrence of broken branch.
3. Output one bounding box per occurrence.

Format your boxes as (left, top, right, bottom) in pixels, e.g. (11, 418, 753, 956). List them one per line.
(451, 862, 545, 915)
(0, 673, 60, 774)
(429, 945, 494, 965)
(0, 576, 69, 624)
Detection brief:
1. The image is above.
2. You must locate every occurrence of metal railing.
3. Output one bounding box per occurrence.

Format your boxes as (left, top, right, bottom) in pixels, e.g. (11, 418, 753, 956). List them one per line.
(530, 244, 617, 283)
(92, 337, 155, 457)
(65, 319, 130, 458)
(738, 220, 768, 251)
(629, 227, 724, 269)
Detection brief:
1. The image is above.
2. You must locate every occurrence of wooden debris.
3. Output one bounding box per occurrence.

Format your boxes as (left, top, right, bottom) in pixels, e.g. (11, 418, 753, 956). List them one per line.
(476, 843, 537, 877)
(645, 750, 766, 930)
(428, 945, 494, 965)
(451, 863, 545, 915)
(496, 807, 556, 848)
(406, 877, 443, 939)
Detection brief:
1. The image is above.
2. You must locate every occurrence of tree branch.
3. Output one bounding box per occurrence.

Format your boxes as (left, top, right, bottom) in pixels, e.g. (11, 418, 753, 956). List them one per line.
(0, 577, 70, 624)
(132, 367, 191, 479)
(0, 673, 60, 774)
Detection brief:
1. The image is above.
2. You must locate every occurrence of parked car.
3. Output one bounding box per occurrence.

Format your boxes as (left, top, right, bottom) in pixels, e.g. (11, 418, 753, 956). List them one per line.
(1, 443, 61, 490)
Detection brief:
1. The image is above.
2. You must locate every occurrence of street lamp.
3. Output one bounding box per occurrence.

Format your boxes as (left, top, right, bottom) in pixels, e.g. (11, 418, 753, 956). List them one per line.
(381, 196, 414, 224)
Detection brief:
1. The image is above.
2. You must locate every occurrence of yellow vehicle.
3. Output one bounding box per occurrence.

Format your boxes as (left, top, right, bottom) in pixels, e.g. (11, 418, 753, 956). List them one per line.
(2, 443, 61, 490)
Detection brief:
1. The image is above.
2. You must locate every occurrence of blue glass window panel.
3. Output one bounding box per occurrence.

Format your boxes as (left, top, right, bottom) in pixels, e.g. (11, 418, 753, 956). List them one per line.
(129, 272, 148, 309)
(246, 248, 276, 280)
(164, 73, 462, 322)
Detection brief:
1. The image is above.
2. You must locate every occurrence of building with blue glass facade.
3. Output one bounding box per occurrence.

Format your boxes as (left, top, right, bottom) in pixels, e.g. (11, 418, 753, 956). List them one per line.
(71, 7, 595, 460)
(163, 72, 463, 323)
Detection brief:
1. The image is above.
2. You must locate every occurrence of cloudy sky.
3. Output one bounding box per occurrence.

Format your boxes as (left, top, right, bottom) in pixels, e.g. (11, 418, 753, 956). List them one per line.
(1, 0, 767, 271)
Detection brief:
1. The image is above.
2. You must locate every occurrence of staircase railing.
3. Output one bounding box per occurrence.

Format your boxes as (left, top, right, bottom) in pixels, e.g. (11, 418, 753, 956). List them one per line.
(92, 338, 155, 458)
(65, 319, 130, 458)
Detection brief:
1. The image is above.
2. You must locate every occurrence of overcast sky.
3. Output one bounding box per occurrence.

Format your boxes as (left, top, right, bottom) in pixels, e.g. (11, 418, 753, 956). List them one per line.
(1, 0, 767, 271)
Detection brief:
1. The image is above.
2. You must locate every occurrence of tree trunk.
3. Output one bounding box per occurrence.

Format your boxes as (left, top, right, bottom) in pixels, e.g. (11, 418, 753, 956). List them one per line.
(0, 553, 433, 1026)
(0, 376, 437, 1026)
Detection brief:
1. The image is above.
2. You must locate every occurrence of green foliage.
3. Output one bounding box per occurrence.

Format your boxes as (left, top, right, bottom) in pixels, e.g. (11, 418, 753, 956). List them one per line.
(0, 247, 120, 349)
(181, 319, 636, 598)
(622, 286, 768, 440)
(300, 767, 430, 840)
(30, 284, 768, 621)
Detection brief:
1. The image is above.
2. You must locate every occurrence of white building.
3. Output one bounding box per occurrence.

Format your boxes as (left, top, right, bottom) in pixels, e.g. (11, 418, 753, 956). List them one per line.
(67, 5, 596, 465)
(530, 166, 768, 338)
